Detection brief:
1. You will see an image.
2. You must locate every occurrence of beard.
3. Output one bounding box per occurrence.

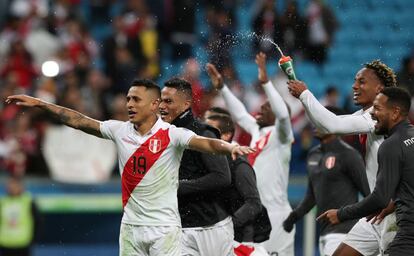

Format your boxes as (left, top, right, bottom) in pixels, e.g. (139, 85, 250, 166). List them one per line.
(374, 119, 389, 135)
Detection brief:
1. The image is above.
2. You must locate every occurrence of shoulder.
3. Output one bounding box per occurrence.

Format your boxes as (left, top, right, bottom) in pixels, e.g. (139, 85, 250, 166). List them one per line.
(378, 134, 401, 156)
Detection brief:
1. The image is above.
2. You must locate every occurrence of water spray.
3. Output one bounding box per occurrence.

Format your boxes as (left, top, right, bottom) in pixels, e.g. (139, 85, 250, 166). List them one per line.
(254, 33, 297, 80)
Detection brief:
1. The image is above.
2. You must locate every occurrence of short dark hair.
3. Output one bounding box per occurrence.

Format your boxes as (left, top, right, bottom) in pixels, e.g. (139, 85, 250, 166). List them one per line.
(207, 107, 231, 117)
(131, 79, 161, 98)
(381, 87, 411, 116)
(164, 77, 192, 100)
(207, 114, 235, 136)
(364, 60, 397, 88)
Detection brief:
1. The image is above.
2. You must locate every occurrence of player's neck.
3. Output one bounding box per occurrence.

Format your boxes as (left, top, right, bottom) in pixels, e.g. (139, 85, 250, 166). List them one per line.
(133, 115, 158, 135)
(362, 103, 373, 111)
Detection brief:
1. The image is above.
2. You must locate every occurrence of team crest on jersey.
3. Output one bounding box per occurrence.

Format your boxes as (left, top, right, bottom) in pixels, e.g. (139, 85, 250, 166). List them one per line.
(149, 139, 161, 153)
(325, 156, 336, 169)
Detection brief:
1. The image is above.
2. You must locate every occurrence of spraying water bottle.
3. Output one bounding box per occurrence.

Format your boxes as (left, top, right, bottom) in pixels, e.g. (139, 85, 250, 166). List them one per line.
(278, 55, 297, 80)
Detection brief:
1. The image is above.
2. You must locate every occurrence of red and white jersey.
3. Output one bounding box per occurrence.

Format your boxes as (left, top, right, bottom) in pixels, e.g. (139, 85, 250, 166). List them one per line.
(100, 118, 196, 226)
(221, 81, 295, 252)
(300, 90, 383, 191)
(221, 82, 294, 211)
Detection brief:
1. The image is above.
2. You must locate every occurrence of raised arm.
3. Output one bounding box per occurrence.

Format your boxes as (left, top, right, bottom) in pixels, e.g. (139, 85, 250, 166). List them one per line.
(206, 63, 259, 134)
(6, 95, 102, 137)
(188, 135, 255, 160)
(288, 81, 374, 135)
(256, 52, 293, 143)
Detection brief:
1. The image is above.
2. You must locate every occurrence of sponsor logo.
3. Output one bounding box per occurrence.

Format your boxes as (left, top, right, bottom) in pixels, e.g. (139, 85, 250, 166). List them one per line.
(149, 139, 161, 153)
(403, 137, 414, 146)
(286, 67, 293, 75)
(325, 156, 336, 169)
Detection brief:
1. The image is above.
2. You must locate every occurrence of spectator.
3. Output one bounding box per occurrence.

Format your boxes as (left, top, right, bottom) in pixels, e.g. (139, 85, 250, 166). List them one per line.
(252, 0, 283, 57)
(280, 0, 307, 57)
(168, 0, 196, 60)
(0, 176, 41, 256)
(102, 15, 145, 93)
(207, 10, 233, 70)
(304, 0, 338, 64)
(397, 55, 414, 95)
(0, 39, 37, 90)
(181, 58, 205, 118)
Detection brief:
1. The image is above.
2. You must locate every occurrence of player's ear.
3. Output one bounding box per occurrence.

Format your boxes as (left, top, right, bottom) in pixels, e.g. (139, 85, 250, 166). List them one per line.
(376, 84, 384, 94)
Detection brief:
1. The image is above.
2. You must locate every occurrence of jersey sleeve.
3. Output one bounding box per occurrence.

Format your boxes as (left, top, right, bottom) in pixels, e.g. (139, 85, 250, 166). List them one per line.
(221, 85, 259, 134)
(169, 126, 197, 148)
(262, 80, 294, 144)
(299, 90, 375, 135)
(100, 120, 125, 141)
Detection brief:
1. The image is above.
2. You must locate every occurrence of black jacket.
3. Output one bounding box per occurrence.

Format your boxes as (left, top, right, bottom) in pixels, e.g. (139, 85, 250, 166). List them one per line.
(224, 156, 271, 243)
(173, 109, 231, 227)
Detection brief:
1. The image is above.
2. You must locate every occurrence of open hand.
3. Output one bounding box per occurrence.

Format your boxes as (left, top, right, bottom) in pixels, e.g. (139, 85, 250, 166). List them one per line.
(231, 145, 255, 160)
(255, 52, 268, 84)
(5, 95, 43, 107)
(206, 63, 224, 90)
(287, 80, 308, 98)
(317, 209, 340, 225)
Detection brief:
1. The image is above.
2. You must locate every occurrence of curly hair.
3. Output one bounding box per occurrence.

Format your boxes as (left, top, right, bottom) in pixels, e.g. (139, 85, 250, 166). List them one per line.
(364, 60, 397, 88)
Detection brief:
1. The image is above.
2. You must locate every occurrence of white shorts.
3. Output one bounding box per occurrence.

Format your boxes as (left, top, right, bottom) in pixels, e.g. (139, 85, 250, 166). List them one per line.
(319, 233, 346, 256)
(261, 209, 295, 256)
(234, 241, 270, 256)
(342, 213, 397, 256)
(181, 216, 234, 256)
(119, 223, 181, 256)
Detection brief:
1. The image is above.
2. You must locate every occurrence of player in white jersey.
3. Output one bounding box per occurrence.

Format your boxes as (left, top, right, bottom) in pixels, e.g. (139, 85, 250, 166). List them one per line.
(6, 79, 254, 256)
(287, 60, 397, 256)
(207, 52, 295, 256)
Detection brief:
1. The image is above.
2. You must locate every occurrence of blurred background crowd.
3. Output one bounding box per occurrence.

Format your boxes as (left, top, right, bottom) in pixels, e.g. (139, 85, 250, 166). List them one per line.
(0, 0, 413, 255)
(2, 0, 412, 179)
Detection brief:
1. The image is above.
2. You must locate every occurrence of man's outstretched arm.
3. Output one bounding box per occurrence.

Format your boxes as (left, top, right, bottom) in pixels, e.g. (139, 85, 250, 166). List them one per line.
(6, 95, 102, 137)
(288, 81, 374, 135)
(188, 135, 255, 160)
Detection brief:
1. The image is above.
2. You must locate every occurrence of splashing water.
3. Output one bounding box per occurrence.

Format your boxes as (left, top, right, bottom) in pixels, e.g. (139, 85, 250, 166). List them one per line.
(251, 32, 284, 57)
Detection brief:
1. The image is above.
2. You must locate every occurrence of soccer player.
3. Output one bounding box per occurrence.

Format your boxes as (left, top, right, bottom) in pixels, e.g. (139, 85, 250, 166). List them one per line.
(205, 113, 271, 256)
(287, 60, 397, 256)
(206, 52, 295, 256)
(318, 87, 414, 256)
(6, 79, 254, 256)
(159, 78, 234, 256)
(282, 106, 370, 256)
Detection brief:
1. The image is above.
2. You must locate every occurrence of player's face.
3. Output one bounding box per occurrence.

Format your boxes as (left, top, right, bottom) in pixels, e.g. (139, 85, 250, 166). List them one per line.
(352, 68, 383, 108)
(255, 101, 275, 128)
(126, 86, 158, 124)
(159, 87, 191, 123)
(371, 93, 392, 135)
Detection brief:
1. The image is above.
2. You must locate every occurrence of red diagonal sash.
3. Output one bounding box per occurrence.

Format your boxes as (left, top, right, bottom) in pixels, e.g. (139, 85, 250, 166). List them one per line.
(247, 131, 271, 166)
(121, 128, 170, 207)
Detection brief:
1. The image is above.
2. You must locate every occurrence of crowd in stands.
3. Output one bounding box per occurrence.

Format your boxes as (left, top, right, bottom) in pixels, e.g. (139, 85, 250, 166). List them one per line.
(0, 0, 412, 179)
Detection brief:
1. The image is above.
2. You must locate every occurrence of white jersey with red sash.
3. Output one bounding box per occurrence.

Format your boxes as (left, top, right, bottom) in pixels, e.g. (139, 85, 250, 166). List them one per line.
(221, 82, 295, 255)
(100, 118, 195, 227)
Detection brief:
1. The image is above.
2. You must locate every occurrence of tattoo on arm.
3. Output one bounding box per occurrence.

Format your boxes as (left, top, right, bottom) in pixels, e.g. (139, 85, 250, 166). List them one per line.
(44, 103, 102, 137)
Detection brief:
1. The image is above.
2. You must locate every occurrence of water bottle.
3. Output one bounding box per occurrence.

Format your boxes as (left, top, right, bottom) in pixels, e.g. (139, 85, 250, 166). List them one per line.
(278, 55, 297, 80)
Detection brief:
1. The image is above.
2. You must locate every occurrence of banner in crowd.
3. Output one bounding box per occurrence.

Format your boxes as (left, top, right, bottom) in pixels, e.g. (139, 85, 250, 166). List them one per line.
(43, 125, 117, 183)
